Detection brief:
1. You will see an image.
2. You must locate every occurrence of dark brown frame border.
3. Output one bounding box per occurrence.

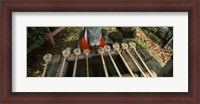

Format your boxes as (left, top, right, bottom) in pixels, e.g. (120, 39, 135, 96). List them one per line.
(1, 0, 199, 103)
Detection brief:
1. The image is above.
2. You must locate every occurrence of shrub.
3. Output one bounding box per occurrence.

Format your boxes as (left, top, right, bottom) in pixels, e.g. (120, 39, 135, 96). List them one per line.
(27, 27, 48, 49)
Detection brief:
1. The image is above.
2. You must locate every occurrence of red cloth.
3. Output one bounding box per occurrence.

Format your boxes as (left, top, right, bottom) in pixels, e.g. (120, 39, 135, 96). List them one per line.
(81, 36, 105, 50)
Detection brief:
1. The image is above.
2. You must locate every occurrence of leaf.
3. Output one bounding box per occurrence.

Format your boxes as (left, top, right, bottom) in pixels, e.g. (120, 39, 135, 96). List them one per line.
(39, 35, 43, 41)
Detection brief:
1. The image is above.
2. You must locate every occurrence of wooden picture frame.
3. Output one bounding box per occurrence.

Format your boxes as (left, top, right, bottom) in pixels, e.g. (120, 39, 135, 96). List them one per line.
(1, 0, 199, 103)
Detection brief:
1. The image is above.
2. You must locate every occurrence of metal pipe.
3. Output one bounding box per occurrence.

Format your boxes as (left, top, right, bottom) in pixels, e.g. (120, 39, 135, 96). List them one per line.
(108, 53, 122, 77)
(101, 55, 109, 77)
(129, 42, 157, 77)
(42, 63, 48, 77)
(117, 50, 135, 77)
(112, 43, 135, 77)
(72, 48, 81, 77)
(98, 47, 109, 77)
(86, 55, 89, 77)
(59, 48, 71, 77)
(42, 54, 52, 77)
(104, 45, 122, 77)
(59, 57, 67, 77)
(72, 55, 78, 77)
(121, 43, 147, 77)
(164, 37, 173, 49)
(83, 49, 90, 77)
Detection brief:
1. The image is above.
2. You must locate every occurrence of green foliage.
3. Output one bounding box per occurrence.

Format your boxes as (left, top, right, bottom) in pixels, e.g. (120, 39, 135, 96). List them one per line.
(27, 27, 48, 49)
(122, 38, 147, 49)
(134, 40, 148, 49)
(140, 37, 148, 42)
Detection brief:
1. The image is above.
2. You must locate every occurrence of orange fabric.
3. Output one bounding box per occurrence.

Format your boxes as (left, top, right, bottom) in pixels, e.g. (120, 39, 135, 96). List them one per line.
(99, 36, 105, 47)
(81, 37, 90, 51)
(81, 36, 105, 50)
